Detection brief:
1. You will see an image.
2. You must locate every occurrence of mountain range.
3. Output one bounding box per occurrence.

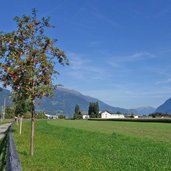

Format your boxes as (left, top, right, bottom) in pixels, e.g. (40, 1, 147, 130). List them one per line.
(0, 87, 156, 117)
(36, 87, 138, 117)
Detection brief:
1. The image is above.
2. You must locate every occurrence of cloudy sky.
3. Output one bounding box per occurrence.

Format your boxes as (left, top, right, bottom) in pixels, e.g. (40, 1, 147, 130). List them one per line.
(1, 0, 171, 108)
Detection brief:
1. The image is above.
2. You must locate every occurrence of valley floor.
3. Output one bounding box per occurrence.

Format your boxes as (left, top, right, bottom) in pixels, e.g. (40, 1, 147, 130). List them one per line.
(13, 120, 171, 171)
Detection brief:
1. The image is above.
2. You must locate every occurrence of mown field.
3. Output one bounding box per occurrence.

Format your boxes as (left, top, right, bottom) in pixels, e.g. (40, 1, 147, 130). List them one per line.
(13, 120, 171, 171)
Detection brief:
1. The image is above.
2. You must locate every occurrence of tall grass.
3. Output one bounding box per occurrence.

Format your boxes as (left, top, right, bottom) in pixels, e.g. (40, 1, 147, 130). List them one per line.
(13, 120, 171, 171)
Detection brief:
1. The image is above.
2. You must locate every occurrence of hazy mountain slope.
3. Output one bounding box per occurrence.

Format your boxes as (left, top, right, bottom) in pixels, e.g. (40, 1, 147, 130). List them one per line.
(36, 87, 138, 117)
(0, 87, 156, 117)
(135, 106, 156, 115)
(0, 88, 11, 109)
(155, 98, 171, 114)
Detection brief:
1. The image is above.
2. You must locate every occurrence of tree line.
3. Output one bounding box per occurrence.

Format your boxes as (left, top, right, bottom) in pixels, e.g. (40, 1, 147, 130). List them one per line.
(73, 102, 100, 119)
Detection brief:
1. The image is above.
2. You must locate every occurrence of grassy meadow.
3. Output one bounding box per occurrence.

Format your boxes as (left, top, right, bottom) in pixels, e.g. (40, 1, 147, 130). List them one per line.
(13, 120, 171, 171)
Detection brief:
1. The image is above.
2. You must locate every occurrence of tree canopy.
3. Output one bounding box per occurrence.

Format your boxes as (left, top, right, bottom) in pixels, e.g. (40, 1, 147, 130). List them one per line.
(88, 102, 100, 118)
(73, 104, 82, 119)
(0, 9, 68, 101)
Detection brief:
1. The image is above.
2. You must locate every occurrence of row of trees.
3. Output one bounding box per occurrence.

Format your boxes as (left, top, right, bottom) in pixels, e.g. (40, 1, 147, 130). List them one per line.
(73, 102, 100, 119)
(149, 112, 171, 118)
(4, 105, 48, 119)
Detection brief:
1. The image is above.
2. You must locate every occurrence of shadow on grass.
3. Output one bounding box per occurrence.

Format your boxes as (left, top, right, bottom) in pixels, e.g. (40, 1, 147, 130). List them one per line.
(11, 129, 16, 133)
(0, 130, 8, 170)
(20, 150, 28, 156)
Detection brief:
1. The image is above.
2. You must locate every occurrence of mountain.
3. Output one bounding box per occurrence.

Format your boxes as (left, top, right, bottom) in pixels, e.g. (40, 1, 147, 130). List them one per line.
(135, 106, 156, 115)
(0, 88, 11, 109)
(155, 98, 171, 114)
(36, 87, 138, 117)
(0, 87, 154, 117)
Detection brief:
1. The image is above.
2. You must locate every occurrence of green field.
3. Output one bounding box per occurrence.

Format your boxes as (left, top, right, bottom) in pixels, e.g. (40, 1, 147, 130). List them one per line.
(13, 120, 171, 171)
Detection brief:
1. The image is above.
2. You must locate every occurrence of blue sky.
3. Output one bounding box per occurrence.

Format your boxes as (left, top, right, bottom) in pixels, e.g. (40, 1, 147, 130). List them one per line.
(0, 0, 171, 108)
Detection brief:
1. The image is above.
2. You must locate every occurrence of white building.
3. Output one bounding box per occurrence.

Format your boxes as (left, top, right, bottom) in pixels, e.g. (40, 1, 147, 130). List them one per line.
(100, 111, 125, 119)
(82, 114, 90, 119)
(81, 112, 90, 119)
(45, 114, 58, 119)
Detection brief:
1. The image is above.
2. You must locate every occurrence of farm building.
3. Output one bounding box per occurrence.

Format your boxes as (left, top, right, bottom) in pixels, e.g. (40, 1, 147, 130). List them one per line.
(45, 114, 58, 119)
(81, 112, 90, 119)
(100, 111, 125, 119)
(82, 114, 90, 119)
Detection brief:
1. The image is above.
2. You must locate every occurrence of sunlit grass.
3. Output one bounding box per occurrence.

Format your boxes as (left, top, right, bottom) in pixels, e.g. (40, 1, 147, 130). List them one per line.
(13, 120, 171, 171)
(49, 119, 171, 142)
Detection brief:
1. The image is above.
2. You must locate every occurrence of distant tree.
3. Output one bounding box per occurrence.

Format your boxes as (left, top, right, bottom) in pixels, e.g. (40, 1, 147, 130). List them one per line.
(88, 102, 100, 118)
(58, 114, 66, 119)
(23, 111, 32, 119)
(0, 9, 68, 155)
(88, 103, 94, 118)
(130, 114, 134, 118)
(149, 112, 171, 118)
(12, 93, 31, 116)
(35, 112, 47, 119)
(95, 102, 99, 118)
(88, 103, 93, 117)
(73, 104, 82, 119)
(5, 105, 15, 118)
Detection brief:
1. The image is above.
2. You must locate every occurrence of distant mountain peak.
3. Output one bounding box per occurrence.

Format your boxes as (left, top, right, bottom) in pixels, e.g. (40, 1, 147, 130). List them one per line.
(56, 87, 83, 96)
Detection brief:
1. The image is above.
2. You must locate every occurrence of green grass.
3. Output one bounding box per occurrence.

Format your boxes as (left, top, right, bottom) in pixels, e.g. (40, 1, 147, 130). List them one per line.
(0, 119, 13, 125)
(13, 120, 171, 171)
(49, 120, 171, 142)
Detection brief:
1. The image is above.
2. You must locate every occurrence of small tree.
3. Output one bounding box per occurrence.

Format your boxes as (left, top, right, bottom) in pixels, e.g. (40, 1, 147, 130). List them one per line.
(12, 92, 31, 116)
(0, 9, 68, 155)
(88, 103, 93, 118)
(35, 112, 48, 119)
(95, 102, 99, 118)
(5, 105, 15, 118)
(88, 102, 100, 118)
(58, 115, 66, 119)
(73, 104, 82, 119)
(12, 93, 31, 134)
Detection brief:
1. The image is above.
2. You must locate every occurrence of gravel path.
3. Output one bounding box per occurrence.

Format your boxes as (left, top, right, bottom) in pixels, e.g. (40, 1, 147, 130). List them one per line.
(0, 123, 11, 139)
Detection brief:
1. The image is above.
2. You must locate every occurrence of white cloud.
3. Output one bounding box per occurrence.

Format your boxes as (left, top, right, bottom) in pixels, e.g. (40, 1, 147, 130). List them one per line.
(107, 51, 156, 72)
(66, 52, 110, 80)
(156, 78, 171, 85)
(119, 51, 156, 63)
(129, 52, 156, 60)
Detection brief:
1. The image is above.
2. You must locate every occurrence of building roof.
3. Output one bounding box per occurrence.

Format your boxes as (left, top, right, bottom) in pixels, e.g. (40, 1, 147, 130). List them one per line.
(100, 111, 124, 115)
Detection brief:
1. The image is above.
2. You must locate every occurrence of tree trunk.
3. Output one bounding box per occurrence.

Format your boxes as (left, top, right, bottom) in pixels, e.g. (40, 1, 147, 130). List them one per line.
(30, 99, 35, 156)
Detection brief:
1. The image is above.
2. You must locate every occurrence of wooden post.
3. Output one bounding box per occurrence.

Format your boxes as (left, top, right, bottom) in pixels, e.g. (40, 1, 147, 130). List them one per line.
(19, 116, 23, 135)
